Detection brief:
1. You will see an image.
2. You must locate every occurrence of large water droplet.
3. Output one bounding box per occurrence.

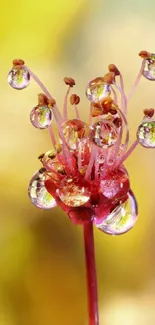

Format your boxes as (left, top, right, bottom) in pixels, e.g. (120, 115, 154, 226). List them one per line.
(90, 119, 118, 148)
(100, 168, 130, 200)
(62, 119, 90, 151)
(8, 67, 30, 89)
(30, 105, 52, 129)
(28, 171, 56, 209)
(86, 77, 111, 103)
(137, 120, 155, 148)
(142, 54, 155, 81)
(58, 175, 91, 207)
(96, 190, 138, 235)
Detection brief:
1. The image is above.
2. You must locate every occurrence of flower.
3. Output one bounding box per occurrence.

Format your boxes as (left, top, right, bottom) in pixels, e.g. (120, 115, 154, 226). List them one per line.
(8, 51, 155, 235)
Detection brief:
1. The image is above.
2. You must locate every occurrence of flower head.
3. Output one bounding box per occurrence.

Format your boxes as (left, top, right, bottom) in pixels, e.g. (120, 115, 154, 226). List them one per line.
(8, 51, 155, 235)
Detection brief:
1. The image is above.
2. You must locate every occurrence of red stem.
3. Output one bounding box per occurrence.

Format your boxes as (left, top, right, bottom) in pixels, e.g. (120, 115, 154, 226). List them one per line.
(83, 222, 99, 325)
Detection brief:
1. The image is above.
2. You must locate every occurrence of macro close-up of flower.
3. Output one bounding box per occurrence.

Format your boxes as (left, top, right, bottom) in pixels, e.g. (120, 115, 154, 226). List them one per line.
(2, 1, 155, 325)
(7, 49, 155, 324)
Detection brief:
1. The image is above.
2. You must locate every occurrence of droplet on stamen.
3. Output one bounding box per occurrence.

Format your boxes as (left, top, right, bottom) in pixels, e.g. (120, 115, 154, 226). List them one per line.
(86, 77, 111, 103)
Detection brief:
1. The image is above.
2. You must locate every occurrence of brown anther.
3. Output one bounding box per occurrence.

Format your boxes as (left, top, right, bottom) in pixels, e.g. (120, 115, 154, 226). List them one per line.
(101, 96, 113, 113)
(91, 104, 103, 117)
(55, 144, 62, 154)
(38, 153, 45, 161)
(143, 108, 155, 118)
(48, 152, 56, 159)
(38, 93, 49, 106)
(113, 117, 122, 128)
(103, 72, 115, 84)
(139, 51, 151, 59)
(48, 98, 56, 107)
(13, 59, 25, 67)
(108, 64, 120, 76)
(109, 108, 117, 115)
(70, 94, 80, 105)
(64, 77, 75, 87)
(39, 167, 46, 174)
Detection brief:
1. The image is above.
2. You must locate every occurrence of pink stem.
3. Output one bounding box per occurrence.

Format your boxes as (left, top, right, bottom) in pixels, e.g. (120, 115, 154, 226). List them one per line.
(119, 74, 127, 116)
(127, 59, 146, 101)
(24, 65, 63, 122)
(48, 125, 57, 148)
(52, 106, 73, 171)
(117, 139, 139, 167)
(85, 146, 96, 180)
(89, 104, 93, 125)
(63, 86, 70, 120)
(111, 86, 118, 104)
(83, 222, 99, 325)
(74, 104, 80, 119)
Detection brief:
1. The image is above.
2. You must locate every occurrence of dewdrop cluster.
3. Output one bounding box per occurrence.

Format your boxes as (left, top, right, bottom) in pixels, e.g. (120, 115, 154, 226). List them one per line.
(8, 51, 155, 235)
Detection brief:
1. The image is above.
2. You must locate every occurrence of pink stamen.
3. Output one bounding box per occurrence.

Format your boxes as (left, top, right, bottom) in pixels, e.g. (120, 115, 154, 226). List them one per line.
(48, 125, 57, 149)
(52, 106, 73, 171)
(85, 145, 96, 180)
(63, 86, 70, 120)
(111, 86, 118, 104)
(117, 140, 139, 166)
(95, 151, 99, 180)
(127, 59, 146, 101)
(89, 104, 93, 125)
(24, 65, 63, 122)
(74, 104, 80, 119)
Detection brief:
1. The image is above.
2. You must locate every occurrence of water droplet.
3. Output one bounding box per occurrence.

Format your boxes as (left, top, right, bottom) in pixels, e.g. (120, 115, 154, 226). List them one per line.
(142, 54, 155, 80)
(28, 171, 57, 209)
(86, 77, 111, 103)
(96, 191, 138, 235)
(8, 67, 30, 89)
(62, 119, 90, 151)
(43, 150, 65, 175)
(90, 119, 118, 148)
(100, 168, 130, 200)
(30, 105, 52, 129)
(137, 120, 155, 148)
(58, 175, 91, 207)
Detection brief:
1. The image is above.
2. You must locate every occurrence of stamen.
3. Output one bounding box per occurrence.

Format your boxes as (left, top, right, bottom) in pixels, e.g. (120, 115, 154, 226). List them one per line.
(127, 59, 146, 101)
(117, 140, 139, 166)
(63, 86, 70, 120)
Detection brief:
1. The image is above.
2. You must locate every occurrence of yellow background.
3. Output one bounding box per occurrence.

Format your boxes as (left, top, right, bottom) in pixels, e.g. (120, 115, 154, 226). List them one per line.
(1, 0, 155, 324)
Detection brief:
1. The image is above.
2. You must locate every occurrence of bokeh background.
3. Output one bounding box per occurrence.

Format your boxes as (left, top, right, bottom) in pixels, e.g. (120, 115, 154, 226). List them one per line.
(1, 0, 155, 324)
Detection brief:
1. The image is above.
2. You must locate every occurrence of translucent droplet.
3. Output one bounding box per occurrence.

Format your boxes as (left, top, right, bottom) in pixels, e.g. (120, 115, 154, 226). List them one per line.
(43, 150, 66, 175)
(30, 105, 52, 129)
(137, 120, 155, 148)
(100, 168, 130, 200)
(8, 67, 30, 89)
(86, 77, 111, 103)
(58, 175, 91, 207)
(96, 191, 138, 235)
(28, 171, 57, 209)
(90, 119, 118, 148)
(62, 119, 90, 151)
(142, 54, 155, 80)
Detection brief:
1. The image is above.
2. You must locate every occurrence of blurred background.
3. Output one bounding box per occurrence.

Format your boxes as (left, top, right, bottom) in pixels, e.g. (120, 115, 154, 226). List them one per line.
(1, 0, 155, 324)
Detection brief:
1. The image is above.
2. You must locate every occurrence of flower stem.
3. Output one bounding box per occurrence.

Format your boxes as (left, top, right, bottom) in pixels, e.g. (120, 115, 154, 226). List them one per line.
(83, 221, 99, 325)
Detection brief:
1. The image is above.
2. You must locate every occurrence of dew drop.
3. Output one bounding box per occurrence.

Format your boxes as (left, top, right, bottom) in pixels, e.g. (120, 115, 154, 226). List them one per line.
(90, 119, 118, 148)
(100, 168, 130, 200)
(58, 175, 91, 207)
(142, 54, 155, 81)
(30, 105, 52, 129)
(28, 171, 56, 209)
(86, 77, 111, 103)
(137, 120, 155, 148)
(62, 119, 90, 151)
(8, 67, 30, 89)
(96, 190, 138, 235)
